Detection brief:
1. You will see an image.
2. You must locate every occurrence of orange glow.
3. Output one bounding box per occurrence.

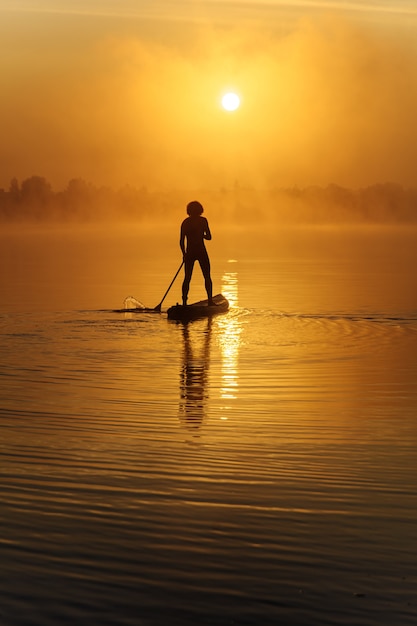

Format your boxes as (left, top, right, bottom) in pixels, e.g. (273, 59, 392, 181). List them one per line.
(1, 5, 417, 192)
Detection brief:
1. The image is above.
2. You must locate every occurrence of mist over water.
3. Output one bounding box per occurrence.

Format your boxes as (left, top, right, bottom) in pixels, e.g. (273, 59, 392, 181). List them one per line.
(1, 220, 416, 314)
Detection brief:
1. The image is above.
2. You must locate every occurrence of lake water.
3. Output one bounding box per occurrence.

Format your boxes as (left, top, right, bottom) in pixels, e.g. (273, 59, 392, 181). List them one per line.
(1, 223, 417, 625)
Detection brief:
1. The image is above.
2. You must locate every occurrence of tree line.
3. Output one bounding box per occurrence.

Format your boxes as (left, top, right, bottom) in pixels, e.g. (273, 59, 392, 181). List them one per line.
(1, 176, 417, 223)
(0, 177, 161, 222)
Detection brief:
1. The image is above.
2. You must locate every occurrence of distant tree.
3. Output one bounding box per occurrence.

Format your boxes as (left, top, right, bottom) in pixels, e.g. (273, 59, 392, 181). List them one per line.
(66, 177, 92, 197)
(0, 178, 21, 219)
(9, 178, 20, 203)
(20, 176, 53, 218)
(63, 178, 96, 218)
(0, 189, 6, 218)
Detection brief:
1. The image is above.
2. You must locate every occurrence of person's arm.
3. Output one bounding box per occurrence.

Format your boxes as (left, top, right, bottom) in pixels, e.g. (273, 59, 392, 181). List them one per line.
(203, 218, 212, 241)
(180, 223, 186, 256)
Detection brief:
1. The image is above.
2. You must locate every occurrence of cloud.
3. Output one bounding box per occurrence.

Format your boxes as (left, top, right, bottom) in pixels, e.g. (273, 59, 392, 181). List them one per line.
(1, 8, 417, 191)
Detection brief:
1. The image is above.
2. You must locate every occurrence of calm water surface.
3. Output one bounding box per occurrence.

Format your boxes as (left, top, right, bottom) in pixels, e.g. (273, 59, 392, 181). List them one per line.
(1, 224, 416, 625)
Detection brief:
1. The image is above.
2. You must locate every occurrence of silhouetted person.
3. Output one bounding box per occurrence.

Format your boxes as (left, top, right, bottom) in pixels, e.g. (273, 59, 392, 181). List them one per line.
(180, 201, 213, 306)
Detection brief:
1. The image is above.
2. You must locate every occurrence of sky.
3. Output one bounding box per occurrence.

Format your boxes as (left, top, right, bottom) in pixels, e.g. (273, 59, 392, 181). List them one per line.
(1, 0, 417, 192)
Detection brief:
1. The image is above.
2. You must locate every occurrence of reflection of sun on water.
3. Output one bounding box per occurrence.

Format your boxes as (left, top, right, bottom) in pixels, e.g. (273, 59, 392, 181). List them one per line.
(216, 266, 242, 415)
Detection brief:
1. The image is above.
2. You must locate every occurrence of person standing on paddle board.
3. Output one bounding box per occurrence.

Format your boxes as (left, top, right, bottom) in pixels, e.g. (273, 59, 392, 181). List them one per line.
(180, 201, 214, 307)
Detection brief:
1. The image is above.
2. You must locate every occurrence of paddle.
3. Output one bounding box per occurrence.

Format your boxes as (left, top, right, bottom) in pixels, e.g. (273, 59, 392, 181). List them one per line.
(153, 261, 184, 312)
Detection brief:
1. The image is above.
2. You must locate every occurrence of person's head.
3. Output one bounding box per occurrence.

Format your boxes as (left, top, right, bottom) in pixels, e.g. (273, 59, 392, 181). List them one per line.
(186, 200, 204, 217)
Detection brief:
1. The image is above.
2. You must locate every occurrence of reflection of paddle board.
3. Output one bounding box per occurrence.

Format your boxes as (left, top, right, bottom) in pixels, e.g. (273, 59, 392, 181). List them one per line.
(167, 294, 229, 321)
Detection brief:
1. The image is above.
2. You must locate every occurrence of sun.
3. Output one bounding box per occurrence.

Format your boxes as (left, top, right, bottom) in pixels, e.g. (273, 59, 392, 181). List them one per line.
(221, 92, 240, 111)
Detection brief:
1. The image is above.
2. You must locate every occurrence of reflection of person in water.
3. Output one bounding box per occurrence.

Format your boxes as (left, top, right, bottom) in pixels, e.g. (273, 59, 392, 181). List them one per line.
(180, 201, 213, 307)
(179, 319, 212, 431)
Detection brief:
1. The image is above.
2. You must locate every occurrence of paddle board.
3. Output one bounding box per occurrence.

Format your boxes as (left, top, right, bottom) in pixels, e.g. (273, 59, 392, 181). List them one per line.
(167, 294, 229, 321)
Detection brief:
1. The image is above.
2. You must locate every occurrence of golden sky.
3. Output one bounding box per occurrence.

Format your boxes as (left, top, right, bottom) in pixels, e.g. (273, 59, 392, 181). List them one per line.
(1, 0, 417, 191)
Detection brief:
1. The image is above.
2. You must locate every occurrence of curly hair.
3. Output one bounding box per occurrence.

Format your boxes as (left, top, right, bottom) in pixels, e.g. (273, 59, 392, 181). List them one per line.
(186, 201, 204, 216)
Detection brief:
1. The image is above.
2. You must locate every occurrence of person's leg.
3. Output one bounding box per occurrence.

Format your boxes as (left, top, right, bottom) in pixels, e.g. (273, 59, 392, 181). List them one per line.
(199, 254, 213, 304)
(182, 258, 194, 305)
